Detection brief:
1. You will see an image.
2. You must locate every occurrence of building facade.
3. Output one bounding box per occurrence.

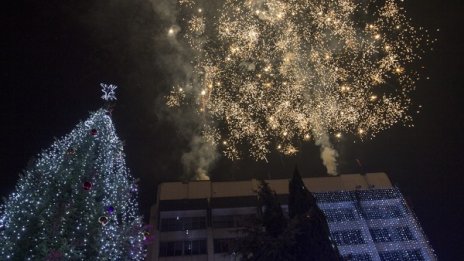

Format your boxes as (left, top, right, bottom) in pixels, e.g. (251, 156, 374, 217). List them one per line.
(146, 173, 436, 261)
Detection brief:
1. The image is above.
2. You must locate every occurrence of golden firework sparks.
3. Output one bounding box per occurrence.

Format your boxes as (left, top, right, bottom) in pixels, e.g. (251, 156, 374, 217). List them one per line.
(167, 0, 433, 160)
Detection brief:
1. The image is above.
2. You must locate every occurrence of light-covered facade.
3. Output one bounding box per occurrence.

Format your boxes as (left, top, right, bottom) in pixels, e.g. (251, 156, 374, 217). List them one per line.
(146, 173, 436, 261)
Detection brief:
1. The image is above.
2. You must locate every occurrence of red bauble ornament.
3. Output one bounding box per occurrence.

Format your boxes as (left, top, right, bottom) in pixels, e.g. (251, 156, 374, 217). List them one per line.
(90, 129, 98, 136)
(99, 216, 109, 225)
(46, 250, 64, 261)
(143, 231, 151, 240)
(66, 148, 75, 155)
(82, 181, 92, 191)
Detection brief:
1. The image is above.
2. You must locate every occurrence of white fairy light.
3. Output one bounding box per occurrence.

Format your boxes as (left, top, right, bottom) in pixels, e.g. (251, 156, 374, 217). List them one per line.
(0, 109, 145, 260)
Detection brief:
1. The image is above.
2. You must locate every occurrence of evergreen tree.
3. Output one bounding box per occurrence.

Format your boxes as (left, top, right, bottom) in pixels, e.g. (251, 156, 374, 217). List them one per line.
(289, 168, 313, 219)
(288, 167, 341, 261)
(258, 181, 287, 237)
(236, 181, 295, 261)
(0, 85, 145, 260)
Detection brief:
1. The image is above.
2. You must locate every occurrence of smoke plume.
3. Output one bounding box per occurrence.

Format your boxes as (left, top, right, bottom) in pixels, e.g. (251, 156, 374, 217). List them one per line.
(181, 135, 219, 180)
(151, 0, 218, 180)
(314, 133, 339, 176)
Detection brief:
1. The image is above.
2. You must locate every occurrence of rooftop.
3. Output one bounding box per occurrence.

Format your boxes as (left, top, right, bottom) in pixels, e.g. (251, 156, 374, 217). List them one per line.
(157, 172, 392, 201)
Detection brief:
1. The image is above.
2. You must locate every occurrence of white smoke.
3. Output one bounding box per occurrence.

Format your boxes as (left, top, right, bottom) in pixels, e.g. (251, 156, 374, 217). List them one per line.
(181, 135, 219, 180)
(314, 132, 339, 176)
(152, 0, 219, 180)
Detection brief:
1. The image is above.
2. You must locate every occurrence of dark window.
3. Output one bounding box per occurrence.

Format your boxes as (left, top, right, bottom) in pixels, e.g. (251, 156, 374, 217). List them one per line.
(331, 230, 365, 245)
(379, 249, 424, 261)
(370, 227, 415, 243)
(214, 238, 236, 253)
(184, 216, 207, 230)
(160, 216, 206, 232)
(159, 241, 182, 257)
(343, 253, 373, 261)
(362, 205, 404, 220)
(160, 218, 183, 232)
(324, 208, 357, 222)
(212, 214, 255, 228)
(159, 240, 207, 257)
(184, 239, 207, 255)
(212, 215, 235, 228)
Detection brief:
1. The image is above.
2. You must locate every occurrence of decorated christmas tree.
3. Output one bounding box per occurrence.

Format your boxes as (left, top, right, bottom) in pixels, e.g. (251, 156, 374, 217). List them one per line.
(0, 84, 145, 260)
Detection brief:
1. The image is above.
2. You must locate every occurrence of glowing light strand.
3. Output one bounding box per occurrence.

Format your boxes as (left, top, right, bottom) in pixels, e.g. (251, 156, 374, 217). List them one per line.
(0, 109, 145, 260)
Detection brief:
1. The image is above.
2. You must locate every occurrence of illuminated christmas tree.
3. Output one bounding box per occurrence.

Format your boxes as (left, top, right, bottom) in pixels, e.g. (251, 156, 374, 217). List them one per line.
(0, 84, 145, 260)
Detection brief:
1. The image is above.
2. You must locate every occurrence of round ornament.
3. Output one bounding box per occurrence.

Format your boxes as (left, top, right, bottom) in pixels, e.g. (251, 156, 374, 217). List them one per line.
(90, 129, 98, 136)
(143, 231, 151, 240)
(82, 181, 92, 191)
(66, 148, 75, 155)
(106, 206, 115, 214)
(99, 216, 109, 225)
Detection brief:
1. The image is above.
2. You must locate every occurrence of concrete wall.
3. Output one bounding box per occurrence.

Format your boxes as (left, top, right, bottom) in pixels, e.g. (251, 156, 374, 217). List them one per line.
(157, 173, 393, 201)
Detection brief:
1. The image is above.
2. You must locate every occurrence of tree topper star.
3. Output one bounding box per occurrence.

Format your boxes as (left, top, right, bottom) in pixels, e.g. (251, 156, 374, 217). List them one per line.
(100, 83, 117, 101)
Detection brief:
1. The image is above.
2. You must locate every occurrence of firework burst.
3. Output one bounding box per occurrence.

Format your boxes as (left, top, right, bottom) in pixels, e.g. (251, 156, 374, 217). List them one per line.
(167, 0, 432, 165)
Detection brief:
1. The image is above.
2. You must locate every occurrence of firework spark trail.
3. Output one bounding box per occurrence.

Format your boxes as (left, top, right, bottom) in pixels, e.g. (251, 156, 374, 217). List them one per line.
(166, 0, 432, 176)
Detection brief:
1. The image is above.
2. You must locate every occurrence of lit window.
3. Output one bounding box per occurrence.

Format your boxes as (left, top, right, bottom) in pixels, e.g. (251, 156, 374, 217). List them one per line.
(370, 226, 415, 242)
(362, 205, 404, 220)
(379, 249, 424, 261)
(343, 253, 373, 261)
(323, 208, 357, 222)
(331, 230, 365, 245)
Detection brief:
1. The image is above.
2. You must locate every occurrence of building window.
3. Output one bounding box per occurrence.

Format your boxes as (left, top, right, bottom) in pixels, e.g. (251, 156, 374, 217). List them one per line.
(343, 253, 373, 261)
(184, 239, 207, 255)
(212, 215, 235, 228)
(370, 226, 415, 243)
(159, 239, 207, 257)
(212, 214, 255, 228)
(370, 228, 391, 242)
(379, 249, 424, 261)
(214, 238, 236, 253)
(159, 241, 183, 257)
(331, 230, 365, 245)
(362, 205, 404, 220)
(160, 216, 206, 232)
(184, 216, 207, 230)
(323, 208, 357, 222)
(394, 226, 415, 241)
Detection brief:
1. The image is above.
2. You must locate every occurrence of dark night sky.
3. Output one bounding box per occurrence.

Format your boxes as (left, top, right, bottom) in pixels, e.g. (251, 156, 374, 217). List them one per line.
(1, 0, 463, 259)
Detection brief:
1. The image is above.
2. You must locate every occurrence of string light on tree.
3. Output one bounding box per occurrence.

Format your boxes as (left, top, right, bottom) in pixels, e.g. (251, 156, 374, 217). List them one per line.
(0, 85, 145, 260)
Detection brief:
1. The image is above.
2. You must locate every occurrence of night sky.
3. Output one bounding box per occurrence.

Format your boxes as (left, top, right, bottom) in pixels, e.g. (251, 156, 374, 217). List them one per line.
(1, 0, 463, 259)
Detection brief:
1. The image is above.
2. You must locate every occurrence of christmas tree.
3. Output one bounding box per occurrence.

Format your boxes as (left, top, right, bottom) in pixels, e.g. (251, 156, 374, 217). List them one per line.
(0, 84, 145, 260)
